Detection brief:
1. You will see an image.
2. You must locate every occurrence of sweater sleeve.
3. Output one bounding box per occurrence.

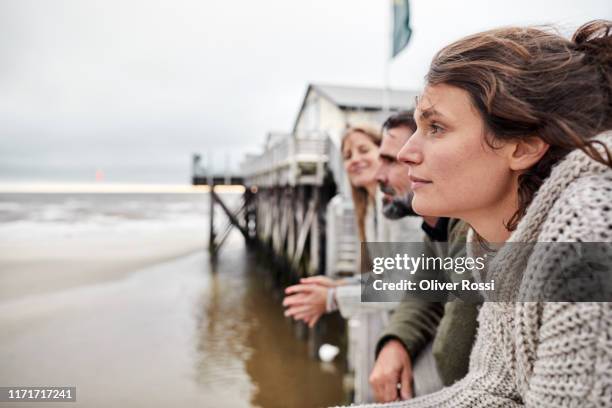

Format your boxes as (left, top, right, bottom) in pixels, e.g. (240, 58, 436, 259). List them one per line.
(520, 302, 612, 407)
(334, 284, 364, 319)
(335, 303, 524, 408)
(339, 304, 612, 408)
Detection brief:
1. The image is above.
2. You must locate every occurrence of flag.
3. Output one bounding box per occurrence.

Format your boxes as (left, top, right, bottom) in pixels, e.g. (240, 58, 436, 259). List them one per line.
(392, 0, 412, 58)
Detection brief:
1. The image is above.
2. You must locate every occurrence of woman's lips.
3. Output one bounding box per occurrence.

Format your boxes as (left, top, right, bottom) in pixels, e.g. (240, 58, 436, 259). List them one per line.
(409, 175, 432, 190)
(349, 163, 369, 174)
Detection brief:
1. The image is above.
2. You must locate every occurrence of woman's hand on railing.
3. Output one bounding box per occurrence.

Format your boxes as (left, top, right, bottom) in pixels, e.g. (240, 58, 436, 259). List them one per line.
(283, 283, 328, 328)
(298, 275, 342, 288)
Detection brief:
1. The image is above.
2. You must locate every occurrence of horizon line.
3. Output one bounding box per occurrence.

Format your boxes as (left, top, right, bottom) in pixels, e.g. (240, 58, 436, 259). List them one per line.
(0, 182, 245, 194)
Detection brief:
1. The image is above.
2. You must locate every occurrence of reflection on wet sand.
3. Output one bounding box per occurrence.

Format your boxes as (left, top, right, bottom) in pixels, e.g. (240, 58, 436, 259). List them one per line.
(196, 247, 345, 408)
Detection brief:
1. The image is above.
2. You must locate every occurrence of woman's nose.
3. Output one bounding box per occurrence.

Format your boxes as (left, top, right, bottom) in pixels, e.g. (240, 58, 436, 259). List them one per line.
(346, 156, 359, 170)
(397, 131, 423, 165)
(350, 152, 366, 165)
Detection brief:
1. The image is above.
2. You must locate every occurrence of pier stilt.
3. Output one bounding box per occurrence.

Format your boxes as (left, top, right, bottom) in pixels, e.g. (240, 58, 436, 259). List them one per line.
(209, 185, 216, 255)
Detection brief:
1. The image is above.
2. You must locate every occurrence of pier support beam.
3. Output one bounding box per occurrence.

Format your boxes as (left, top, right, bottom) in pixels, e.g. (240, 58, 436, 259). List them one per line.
(209, 185, 216, 255)
(208, 186, 250, 256)
(241, 167, 336, 362)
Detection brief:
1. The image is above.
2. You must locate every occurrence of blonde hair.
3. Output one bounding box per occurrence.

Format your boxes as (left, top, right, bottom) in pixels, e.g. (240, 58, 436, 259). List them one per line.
(341, 124, 382, 242)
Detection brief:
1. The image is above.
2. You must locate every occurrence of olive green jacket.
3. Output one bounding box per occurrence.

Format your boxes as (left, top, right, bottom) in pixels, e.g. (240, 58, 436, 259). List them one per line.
(375, 219, 480, 387)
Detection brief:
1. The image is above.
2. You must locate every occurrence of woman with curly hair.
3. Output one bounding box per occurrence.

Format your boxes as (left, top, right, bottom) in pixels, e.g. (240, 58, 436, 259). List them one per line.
(340, 20, 612, 407)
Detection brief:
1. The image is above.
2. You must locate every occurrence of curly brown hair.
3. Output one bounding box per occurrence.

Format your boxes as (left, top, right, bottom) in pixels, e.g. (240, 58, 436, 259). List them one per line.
(426, 20, 612, 231)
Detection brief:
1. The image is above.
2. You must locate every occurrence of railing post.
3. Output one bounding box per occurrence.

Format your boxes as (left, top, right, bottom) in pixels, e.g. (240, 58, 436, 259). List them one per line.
(307, 186, 325, 359)
(208, 184, 216, 255)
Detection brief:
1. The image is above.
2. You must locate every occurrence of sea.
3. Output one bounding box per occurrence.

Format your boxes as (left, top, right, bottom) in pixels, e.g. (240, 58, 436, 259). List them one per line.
(0, 193, 344, 408)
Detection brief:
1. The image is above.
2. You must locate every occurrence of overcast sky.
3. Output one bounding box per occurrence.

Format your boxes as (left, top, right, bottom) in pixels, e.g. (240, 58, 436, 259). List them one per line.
(1, 0, 610, 184)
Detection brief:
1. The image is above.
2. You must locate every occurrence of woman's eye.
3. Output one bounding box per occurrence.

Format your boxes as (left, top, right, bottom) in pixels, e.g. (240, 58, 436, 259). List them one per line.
(428, 123, 443, 135)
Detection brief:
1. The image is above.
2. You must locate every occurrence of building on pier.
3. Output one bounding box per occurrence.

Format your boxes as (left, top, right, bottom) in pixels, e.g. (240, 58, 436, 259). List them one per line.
(292, 83, 419, 197)
(199, 82, 419, 403)
(241, 83, 419, 277)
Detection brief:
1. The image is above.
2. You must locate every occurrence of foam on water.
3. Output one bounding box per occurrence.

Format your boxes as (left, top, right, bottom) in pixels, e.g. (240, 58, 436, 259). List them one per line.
(0, 192, 244, 241)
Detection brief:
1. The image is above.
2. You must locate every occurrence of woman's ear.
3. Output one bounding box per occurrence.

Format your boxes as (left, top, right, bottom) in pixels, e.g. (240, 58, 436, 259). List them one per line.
(508, 137, 549, 171)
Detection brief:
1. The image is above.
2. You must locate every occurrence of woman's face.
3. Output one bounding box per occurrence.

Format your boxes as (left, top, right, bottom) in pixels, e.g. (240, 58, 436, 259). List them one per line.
(397, 84, 517, 222)
(342, 131, 380, 188)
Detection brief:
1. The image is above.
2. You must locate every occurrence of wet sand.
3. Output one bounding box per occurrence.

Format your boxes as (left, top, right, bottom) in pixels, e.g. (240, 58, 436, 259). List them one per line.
(0, 231, 206, 301)
(0, 230, 345, 407)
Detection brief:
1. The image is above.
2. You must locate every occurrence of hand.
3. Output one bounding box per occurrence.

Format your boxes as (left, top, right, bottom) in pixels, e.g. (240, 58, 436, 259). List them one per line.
(299, 275, 341, 288)
(369, 339, 413, 402)
(282, 284, 328, 328)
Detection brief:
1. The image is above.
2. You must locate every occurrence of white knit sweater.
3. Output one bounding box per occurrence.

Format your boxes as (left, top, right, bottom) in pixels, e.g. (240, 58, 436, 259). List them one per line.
(336, 131, 612, 408)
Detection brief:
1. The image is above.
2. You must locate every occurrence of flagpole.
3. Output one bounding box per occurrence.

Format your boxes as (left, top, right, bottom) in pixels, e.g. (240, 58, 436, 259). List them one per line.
(385, 0, 413, 115)
(383, 0, 392, 114)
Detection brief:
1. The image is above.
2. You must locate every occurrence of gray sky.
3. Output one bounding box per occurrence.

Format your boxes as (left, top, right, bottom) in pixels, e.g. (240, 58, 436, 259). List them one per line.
(1, 0, 610, 184)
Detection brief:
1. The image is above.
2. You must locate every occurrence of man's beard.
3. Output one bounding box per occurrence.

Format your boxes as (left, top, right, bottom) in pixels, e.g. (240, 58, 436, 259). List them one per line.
(381, 189, 418, 219)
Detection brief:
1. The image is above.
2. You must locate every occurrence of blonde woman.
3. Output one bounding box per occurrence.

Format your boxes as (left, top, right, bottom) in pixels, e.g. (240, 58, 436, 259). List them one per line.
(283, 125, 382, 327)
(342, 125, 383, 243)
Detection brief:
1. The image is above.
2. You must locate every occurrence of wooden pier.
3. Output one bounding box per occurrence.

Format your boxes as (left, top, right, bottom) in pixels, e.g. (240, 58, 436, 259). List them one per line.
(193, 83, 419, 403)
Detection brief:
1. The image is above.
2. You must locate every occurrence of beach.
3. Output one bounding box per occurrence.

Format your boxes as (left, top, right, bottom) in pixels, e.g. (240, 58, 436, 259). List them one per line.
(0, 193, 344, 408)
